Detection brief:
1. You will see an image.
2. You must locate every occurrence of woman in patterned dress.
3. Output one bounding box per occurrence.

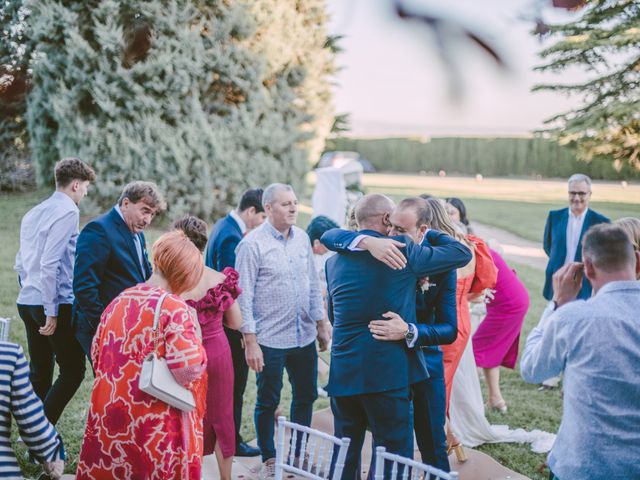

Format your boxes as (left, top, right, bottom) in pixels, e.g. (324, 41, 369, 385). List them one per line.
(76, 231, 207, 480)
(174, 216, 242, 480)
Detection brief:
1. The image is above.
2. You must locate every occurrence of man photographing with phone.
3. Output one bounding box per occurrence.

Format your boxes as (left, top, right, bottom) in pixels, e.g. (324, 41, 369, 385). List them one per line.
(521, 223, 640, 480)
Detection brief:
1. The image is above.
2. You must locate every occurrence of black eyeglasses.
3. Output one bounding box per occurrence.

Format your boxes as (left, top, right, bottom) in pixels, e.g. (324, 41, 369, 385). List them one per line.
(569, 191, 590, 197)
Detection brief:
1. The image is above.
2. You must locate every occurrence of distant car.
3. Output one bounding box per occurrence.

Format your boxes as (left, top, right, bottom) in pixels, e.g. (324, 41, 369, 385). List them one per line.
(318, 151, 376, 173)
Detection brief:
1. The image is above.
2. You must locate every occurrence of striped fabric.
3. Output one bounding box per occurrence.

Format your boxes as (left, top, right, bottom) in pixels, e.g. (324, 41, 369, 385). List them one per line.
(0, 341, 64, 479)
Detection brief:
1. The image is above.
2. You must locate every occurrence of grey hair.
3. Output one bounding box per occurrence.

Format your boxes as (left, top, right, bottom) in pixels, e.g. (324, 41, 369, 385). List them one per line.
(262, 183, 294, 207)
(568, 173, 592, 188)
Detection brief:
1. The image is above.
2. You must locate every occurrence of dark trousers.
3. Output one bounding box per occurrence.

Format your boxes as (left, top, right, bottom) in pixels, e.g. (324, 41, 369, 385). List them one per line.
(332, 386, 413, 480)
(17, 304, 86, 424)
(226, 326, 249, 445)
(255, 342, 318, 462)
(412, 376, 449, 472)
(74, 316, 96, 365)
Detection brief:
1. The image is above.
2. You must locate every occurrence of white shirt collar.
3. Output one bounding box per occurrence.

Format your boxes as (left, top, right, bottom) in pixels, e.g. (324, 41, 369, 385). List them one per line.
(114, 204, 135, 235)
(230, 209, 247, 235)
(569, 209, 588, 221)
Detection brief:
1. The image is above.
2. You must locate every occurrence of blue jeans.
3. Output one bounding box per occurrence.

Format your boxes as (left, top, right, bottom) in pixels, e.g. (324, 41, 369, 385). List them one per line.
(255, 341, 318, 461)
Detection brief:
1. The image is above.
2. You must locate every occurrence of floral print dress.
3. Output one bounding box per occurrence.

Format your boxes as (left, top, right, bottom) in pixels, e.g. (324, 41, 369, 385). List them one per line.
(76, 285, 207, 480)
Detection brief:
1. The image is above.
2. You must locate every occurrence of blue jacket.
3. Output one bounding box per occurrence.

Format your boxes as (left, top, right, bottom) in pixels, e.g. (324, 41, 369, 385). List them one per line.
(322, 229, 471, 397)
(414, 268, 457, 378)
(205, 213, 242, 270)
(72, 208, 151, 331)
(543, 207, 609, 300)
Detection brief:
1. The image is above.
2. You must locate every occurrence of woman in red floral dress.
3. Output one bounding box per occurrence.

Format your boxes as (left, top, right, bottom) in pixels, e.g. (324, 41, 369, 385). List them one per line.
(175, 216, 242, 480)
(76, 231, 207, 480)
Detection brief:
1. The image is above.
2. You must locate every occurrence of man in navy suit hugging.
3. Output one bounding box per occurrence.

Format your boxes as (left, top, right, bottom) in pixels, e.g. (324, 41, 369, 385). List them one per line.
(73, 181, 165, 361)
(323, 197, 459, 473)
(322, 195, 471, 478)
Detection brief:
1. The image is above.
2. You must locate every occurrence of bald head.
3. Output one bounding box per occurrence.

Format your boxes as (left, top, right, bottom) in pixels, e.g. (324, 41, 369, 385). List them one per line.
(355, 194, 395, 233)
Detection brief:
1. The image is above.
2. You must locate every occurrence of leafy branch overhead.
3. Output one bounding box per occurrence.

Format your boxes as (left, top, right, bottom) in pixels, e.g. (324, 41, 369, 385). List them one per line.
(533, 0, 640, 170)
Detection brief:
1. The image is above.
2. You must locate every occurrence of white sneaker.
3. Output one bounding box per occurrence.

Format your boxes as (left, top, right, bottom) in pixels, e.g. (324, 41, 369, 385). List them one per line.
(258, 458, 276, 480)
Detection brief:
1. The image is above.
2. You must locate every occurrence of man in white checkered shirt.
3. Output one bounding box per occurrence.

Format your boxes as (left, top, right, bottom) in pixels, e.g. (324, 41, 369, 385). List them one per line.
(236, 183, 332, 479)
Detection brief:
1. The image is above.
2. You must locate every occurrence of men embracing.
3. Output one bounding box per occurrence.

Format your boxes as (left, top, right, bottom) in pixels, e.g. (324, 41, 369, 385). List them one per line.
(321, 194, 471, 478)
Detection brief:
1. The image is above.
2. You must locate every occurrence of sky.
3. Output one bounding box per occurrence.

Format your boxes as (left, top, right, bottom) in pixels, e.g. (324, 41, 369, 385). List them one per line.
(324, 0, 588, 137)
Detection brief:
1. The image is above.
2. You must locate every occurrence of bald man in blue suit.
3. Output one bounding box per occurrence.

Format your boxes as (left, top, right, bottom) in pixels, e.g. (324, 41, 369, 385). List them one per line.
(322, 194, 471, 479)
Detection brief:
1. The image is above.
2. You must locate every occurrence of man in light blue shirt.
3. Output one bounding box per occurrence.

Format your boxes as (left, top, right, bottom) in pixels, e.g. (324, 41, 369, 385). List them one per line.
(14, 157, 96, 424)
(521, 224, 640, 480)
(236, 183, 332, 478)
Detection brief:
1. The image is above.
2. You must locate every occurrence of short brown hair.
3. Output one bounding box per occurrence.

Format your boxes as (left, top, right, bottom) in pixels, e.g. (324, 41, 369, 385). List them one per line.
(172, 216, 208, 252)
(54, 157, 96, 188)
(152, 230, 204, 294)
(118, 181, 166, 212)
(582, 224, 635, 273)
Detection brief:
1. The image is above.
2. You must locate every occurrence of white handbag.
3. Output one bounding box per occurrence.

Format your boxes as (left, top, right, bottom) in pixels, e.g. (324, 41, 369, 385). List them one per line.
(139, 292, 196, 412)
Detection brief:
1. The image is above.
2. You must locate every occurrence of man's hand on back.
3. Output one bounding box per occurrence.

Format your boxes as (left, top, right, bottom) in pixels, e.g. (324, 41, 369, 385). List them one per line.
(368, 311, 409, 341)
(359, 237, 407, 270)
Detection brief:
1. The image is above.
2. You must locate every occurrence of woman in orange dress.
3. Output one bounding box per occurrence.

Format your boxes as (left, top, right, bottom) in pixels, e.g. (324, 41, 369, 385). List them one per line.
(425, 199, 498, 459)
(76, 231, 207, 480)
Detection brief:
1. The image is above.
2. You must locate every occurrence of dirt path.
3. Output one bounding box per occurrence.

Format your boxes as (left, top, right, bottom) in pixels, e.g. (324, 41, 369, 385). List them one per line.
(470, 222, 547, 271)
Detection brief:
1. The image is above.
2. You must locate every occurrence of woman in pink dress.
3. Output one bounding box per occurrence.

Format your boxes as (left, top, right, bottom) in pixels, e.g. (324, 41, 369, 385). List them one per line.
(473, 248, 529, 413)
(174, 216, 242, 480)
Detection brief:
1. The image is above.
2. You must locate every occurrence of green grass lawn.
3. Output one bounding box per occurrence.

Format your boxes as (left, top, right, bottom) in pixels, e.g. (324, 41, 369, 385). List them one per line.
(358, 173, 638, 242)
(476, 261, 562, 479)
(0, 179, 634, 479)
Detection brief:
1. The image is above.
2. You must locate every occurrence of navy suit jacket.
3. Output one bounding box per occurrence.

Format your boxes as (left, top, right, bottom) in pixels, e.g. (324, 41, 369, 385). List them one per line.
(322, 229, 471, 397)
(205, 213, 242, 270)
(543, 207, 609, 300)
(414, 268, 457, 378)
(73, 208, 151, 332)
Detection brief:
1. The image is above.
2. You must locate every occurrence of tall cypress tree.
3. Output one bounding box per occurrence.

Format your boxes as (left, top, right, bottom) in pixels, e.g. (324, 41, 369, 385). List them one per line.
(533, 0, 640, 170)
(24, 0, 335, 217)
(0, 1, 34, 190)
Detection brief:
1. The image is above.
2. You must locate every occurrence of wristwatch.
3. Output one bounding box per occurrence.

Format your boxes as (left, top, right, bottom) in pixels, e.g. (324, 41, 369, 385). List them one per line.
(404, 326, 415, 343)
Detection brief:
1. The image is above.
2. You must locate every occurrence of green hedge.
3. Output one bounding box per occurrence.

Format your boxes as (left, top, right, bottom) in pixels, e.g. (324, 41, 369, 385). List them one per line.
(326, 137, 639, 180)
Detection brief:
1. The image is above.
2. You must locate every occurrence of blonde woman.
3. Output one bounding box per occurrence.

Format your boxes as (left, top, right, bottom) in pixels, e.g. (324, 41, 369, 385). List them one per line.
(615, 217, 640, 279)
(424, 198, 498, 461)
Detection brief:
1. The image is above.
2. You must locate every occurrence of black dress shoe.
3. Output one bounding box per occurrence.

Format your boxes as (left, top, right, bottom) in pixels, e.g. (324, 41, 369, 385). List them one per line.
(236, 442, 261, 457)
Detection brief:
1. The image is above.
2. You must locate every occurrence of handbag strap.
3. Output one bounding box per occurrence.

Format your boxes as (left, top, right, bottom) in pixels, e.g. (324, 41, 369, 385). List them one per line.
(152, 292, 169, 354)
